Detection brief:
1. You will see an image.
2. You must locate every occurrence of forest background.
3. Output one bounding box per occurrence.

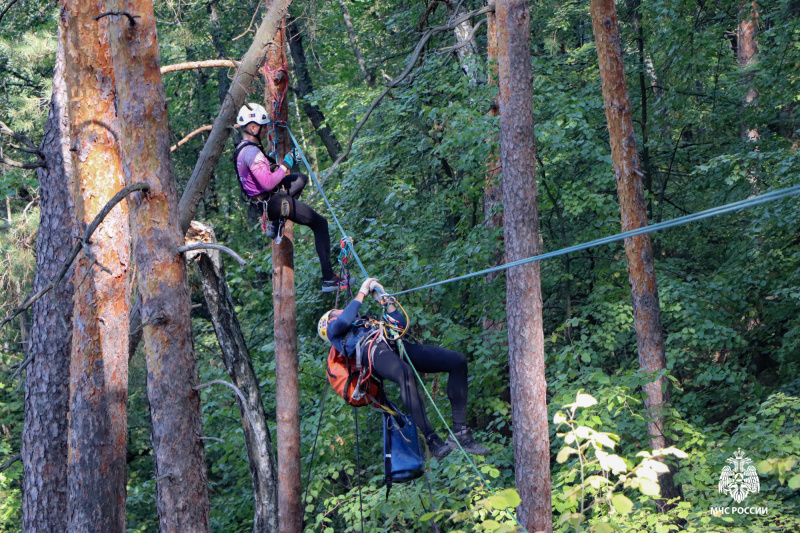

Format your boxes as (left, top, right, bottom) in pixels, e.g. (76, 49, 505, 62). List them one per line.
(1, 0, 799, 531)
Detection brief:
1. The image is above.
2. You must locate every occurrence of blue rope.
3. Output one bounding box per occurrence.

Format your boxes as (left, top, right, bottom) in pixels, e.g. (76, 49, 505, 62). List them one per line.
(388, 185, 800, 297)
(285, 126, 370, 280)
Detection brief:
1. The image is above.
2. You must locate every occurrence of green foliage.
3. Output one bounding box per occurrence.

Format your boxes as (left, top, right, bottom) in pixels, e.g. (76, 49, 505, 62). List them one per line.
(1, 0, 799, 530)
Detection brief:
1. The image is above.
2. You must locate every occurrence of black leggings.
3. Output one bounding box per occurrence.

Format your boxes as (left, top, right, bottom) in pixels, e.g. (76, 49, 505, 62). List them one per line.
(367, 342, 468, 438)
(266, 173, 334, 280)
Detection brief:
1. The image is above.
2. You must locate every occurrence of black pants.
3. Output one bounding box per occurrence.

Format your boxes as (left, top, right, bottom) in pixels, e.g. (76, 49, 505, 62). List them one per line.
(266, 173, 335, 280)
(367, 341, 468, 438)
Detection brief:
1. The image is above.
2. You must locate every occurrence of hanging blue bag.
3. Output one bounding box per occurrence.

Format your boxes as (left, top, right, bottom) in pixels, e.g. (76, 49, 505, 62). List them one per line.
(383, 408, 425, 498)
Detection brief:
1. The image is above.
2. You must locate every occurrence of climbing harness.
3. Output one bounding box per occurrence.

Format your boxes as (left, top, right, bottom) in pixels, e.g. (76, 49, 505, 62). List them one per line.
(232, 140, 293, 244)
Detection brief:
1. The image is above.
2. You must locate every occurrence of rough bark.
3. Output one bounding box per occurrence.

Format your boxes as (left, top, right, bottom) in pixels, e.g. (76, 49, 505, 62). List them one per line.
(443, 0, 482, 83)
(287, 16, 342, 162)
(196, 245, 279, 533)
(178, 0, 292, 234)
(60, 3, 131, 530)
(337, 0, 373, 84)
(590, 0, 682, 507)
(106, 3, 210, 530)
(265, 10, 302, 531)
(495, 1, 552, 531)
(21, 28, 73, 533)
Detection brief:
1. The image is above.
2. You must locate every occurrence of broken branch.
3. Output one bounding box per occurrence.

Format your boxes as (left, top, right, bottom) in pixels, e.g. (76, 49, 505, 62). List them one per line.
(178, 243, 247, 266)
(171, 125, 213, 152)
(93, 11, 139, 26)
(161, 60, 240, 75)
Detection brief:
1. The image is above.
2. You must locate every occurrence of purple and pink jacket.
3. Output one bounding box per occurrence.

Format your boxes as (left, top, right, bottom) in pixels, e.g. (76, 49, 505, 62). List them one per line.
(235, 142, 287, 197)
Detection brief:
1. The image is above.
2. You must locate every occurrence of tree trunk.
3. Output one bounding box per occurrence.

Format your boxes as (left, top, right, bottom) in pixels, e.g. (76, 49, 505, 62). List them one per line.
(265, 10, 303, 530)
(59, 3, 131, 530)
(481, 0, 504, 339)
(21, 28, 73, 533)
(207, 0, 231, 106)
(287, 16, 342, 162)
(738, 2, 759, 143)
(191, 223, 279, 533)
(443, 0, 482, 83)
(337, 0, 373, 84)
(107, 3, 211, 530)
(629, 0, 654, 216)
(178, 0, 292, 234)
(590, 0, 682, 508)
(495, 1, 551, 531)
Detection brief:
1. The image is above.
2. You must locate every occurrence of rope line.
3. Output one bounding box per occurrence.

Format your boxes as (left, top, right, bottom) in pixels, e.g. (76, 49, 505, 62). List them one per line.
(353, 407, 366, 533)
(301, 385, 328, 525)
(286, 126, 369, 279)
(388, 185, 800, 297)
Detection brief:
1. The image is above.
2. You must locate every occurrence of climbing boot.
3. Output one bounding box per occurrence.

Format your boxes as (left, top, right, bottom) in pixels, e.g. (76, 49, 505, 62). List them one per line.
(265, 220, 279, 239)
(445, 428, 489, 456)
(321, 273, 351, 293)
(426, 433, 454, 460)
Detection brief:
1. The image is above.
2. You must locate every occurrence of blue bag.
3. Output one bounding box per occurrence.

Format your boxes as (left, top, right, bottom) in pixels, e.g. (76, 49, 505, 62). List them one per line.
(383, 409, 425, 498)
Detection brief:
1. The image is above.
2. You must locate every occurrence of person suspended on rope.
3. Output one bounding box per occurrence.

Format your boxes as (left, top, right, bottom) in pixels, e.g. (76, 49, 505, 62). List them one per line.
(234, 103, 349, 293)
(318, 277, 489, 460)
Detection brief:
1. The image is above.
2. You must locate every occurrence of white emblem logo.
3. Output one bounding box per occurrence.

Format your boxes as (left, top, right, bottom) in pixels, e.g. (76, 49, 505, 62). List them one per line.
(719, 449, 760, 503)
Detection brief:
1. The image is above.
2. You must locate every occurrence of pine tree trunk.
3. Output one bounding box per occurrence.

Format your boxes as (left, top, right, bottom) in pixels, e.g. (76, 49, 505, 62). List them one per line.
(106, 3, 211, 530)
(590, 0, 682, 508)
(495, 1, 552, 531)
(265, 9, 302, 532)
(58, 3, 132, 529)
(192, 223, 278, 533)
(287, 16, 342, 162)
(21, 28, 73, 533)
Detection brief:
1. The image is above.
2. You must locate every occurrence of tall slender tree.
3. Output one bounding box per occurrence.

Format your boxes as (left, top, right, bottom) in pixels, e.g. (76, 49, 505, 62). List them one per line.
(337, 0, 373, 84)
(59, 2, 132, 529)
(590, 0, 681, 507)
(495, 1, 552, 531)
(287, 15, 342, 162)
(21, 28, 73, 533)
(265, 7, 302, 531)
(106, 2, 210, 529)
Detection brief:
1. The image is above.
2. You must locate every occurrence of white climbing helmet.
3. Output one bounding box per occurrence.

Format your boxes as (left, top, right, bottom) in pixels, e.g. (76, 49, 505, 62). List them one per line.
(317, 309, 342, 343)
(237, 103, 270, 127)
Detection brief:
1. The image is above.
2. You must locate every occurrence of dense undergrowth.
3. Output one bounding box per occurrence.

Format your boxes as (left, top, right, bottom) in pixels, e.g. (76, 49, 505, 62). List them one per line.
(2, 0, 799, 531)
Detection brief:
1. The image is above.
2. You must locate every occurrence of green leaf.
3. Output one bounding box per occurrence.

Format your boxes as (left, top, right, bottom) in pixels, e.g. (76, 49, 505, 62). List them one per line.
(788, 475, 800, 489)
(611, 494, 633, 515)
(420, 512, 437, 521)
(485, 488, 521, 510)
(556, 446, 576, 463)
(575, 393, 597, 408)
(639, 478, 661, 497)
(595, 523, 614, 533)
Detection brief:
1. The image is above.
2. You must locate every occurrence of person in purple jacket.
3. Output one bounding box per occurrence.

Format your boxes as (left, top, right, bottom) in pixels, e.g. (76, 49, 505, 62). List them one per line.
(234, 103, 348, 293)
(317, 277, 489, 459)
